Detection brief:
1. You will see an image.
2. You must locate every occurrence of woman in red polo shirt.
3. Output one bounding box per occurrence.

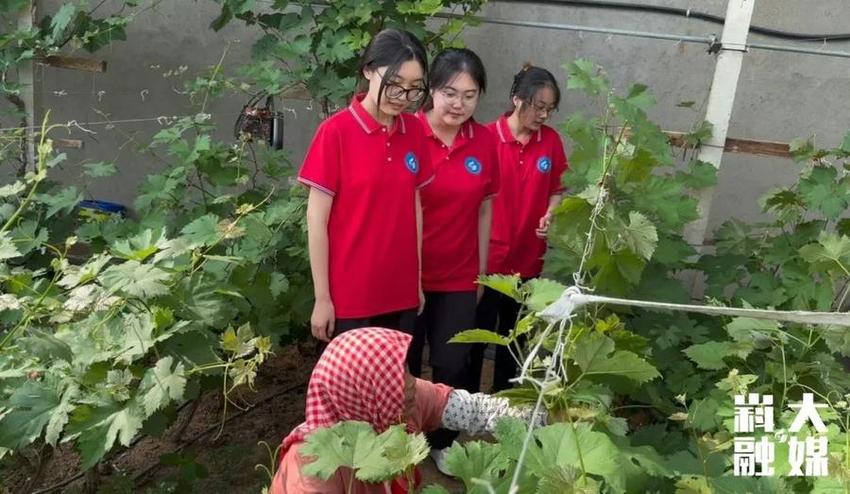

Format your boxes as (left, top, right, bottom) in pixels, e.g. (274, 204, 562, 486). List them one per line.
(299, 29, 433, 342)
(406, 48, 499, 472)
(472, 65, 569, 393)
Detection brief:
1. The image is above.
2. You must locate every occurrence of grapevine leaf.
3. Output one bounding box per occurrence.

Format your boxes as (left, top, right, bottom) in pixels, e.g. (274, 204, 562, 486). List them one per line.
(0, 380, 62, 449)
(44, 394, 74, 448)
(50, 4, 78, 41)
(139, 357, 187, 416)
(181, 213, 222, 248)
(357, 425, 428, 483)
(571, 333, 660, 383)
(566, 59, 608, 96)
(449, 329, 509, 346)
(477, 274, 521, 300)
(619, 211, 658, 261)
(683, 341, 734, 370)
(0, 181, 26, 197)
(101, 261, 170, 298)
(530, 423, 623, 492)
(36, 187, 83, 219)
(83, 161, 118, 177)
(0, 231, 22, 260)
(421, 486, 451, 494)
(525, 278, 566, 312)
(442, 440, 508, 491)
(799, 232, 850, 274)
(111, 228, 166, 262)
(798, 166, 849, 220)
(677, 160, 717, 189)
(67, 401, 145, 469)
(300, 421, 382, 480)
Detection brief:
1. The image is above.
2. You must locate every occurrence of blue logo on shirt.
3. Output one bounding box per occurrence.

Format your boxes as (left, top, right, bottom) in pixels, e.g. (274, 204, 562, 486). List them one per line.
(464, 156, 482, 175)
(537, 156, 552, 173)
(405, 152, 419, 173)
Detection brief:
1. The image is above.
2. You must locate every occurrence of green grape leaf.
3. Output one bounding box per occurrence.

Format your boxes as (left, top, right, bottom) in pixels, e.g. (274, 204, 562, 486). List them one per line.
(571, 332, 660, 383)
(530, 423, 622, 492)
(677, 160, 717, 189)
(477, 274, 521, 300)
(617, 211, 658, 261)
(799, 232, 850, 274)
(36, 186, 83, 219)
(139, 357, 187, 416)
(357, 425, 428, 483)
(0, 380, 62, 449)
(525, 278, 566, 312)
(443, 440, 508, 491)
(449, 329, 510, 346)
(566, 59, 608, 96)
(67, 401, 146, 469)
(798, 166, 850, 220)
(83, 161, 118, 177)
(683, 341, 742, 370)
(101, 261, 170, 298)
(300, 421, 374, 480)
(0, 231, 22, 260)
(181, 213, 222, 248)
(111, 228, 166, 262)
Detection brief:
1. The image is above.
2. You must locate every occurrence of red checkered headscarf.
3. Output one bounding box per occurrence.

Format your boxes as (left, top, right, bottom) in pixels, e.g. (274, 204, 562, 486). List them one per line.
(283, 327, 412, 451)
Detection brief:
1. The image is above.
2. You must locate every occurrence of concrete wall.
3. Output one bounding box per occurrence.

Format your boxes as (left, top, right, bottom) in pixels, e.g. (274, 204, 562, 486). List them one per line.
(33, 0, 850, 234)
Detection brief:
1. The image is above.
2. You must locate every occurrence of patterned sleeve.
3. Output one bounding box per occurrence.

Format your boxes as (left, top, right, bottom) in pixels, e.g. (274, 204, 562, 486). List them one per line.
(440, 389, 546, 435)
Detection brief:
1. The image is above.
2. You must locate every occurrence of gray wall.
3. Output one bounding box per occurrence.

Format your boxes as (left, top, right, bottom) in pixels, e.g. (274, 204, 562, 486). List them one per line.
(34, 0, 850, 234)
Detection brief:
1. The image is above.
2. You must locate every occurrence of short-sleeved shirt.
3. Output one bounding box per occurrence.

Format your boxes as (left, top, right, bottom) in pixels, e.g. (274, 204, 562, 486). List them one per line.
(417, 111, 500, 292)
(487, 114, 569, 278)
(271, 379, 452, 494)
(298, 94, 434, 318)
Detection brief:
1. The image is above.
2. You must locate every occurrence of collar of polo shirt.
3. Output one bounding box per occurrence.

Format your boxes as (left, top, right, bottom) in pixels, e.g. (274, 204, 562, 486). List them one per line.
(348, 93, 407, 135)
(496, 112, 542, 144)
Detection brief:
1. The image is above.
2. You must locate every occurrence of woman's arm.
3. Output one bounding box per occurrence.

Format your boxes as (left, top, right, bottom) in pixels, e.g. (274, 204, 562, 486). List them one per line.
(536, 194, 562, 239)
(477, 198, 493, 300)
(306, 188, 335, 341)
(440, 390, 546, 435)
(416, 190, 425, 314)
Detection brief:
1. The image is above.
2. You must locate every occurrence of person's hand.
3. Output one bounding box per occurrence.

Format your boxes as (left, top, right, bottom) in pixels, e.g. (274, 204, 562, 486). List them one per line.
(418, 286, 426, 315)
(311, 298, 335, 342)
(535, 212, 552, 239)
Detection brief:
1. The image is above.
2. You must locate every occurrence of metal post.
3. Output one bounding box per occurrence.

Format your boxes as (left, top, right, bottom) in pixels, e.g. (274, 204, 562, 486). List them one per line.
(683, 0, 755, 248)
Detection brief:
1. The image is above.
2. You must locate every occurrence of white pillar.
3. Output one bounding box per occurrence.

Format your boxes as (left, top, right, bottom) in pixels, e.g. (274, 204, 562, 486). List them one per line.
(683, 0, 756, 247)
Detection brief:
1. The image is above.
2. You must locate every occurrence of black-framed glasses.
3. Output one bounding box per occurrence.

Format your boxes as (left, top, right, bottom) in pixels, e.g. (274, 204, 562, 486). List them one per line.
(384, 83, 427, 102)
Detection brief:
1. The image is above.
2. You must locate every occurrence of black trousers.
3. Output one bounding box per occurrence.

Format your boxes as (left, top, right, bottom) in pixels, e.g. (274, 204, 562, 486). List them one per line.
(471, 286, 523, 393)
(316, 308, 418, 355)
(335, 308, 418, 336)
(408, 291, 476, 449)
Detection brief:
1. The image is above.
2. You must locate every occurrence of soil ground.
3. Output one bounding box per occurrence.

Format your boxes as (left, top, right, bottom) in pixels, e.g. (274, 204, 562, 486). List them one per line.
(2, 342, 494, 494)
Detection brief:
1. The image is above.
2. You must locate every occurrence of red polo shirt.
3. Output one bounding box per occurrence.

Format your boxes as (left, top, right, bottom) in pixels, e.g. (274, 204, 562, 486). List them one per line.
(298, 94, 434, 318)
(417, 112, 500, 292)
(487, 114, 568, 278)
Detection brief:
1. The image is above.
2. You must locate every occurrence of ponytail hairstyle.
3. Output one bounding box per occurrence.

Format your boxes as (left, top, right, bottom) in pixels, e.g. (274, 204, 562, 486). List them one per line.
(509, 63, 560, 113)
(423, 47, 487, 111)
(358, 29, 429, 107)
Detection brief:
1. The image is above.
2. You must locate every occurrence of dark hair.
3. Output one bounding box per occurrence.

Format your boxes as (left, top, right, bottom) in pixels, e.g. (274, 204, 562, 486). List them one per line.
(509, 64, 561, 112)
(423, 48, 487, 110)
(359, 29, 429, 106)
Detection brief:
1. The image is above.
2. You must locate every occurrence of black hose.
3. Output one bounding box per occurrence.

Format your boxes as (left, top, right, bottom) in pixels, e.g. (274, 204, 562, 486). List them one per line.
(494, 0, 850, 41)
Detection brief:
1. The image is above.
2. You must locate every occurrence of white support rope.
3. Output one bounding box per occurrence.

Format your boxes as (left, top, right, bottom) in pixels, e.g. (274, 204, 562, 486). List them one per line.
(539, 289, 850, 328)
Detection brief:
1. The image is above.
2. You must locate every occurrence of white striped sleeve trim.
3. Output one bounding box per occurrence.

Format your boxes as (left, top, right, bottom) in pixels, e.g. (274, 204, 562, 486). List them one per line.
(297, 177, 336, 197)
